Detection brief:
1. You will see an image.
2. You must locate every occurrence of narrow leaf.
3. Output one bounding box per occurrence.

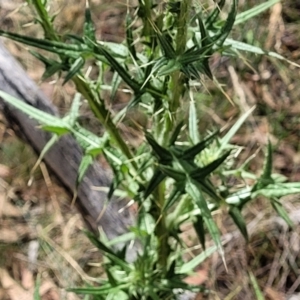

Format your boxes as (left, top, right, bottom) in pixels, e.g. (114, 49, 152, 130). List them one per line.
(63, 56, 85, 85)
(169, 120, 185, 146)
(224, 38, 300, 68)
(163, 184, 185, 211)
(181, 130, 219, 160)
(261, 140, 273, 181)
(186, 180, 223, 258)
(93, 44, 141, 92)
(84, 230, 132, 271)
(77, 154, 93, 186)
(219, 106, 255, 154)
(145, 132, 173, 162)
(178, 244, 218, 274)
(0, 30, 88, 58)
(248, 271, 265, 300)
(84, 230, 116, 256)
(189, 100, 200, 144)
(193, 215, 206, 250)
(0, 90, 70, 132)
(190, 151, 231, 180)
(229, 206, 248, 240)
(69, 284, 130, 295)
(159, 165, 186, 181)
(235, 0, 280, 26)
(110, 72, 122, 102)
(126, 13, 137, 60)
(83, 1, 96, 44)
(144, 169, 166, 199)
(215, 0, 238, 45)
(155, 32, 176, 59)
(251, 183, 300, 199)
(205, 0, 226, 29)
(271, 199, 294, 228)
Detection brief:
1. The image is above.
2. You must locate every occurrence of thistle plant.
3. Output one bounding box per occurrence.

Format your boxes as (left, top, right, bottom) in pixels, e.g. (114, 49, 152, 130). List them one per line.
(0, 0, 299, 298)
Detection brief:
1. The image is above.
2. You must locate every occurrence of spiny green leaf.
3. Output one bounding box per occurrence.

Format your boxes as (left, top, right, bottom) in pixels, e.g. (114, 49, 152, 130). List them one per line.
(76, 154, 93, 186)
(169, 120, 185, 146)
(271, 199, 294, 228)
(83, 2, 96, 44)
(229, 206, 248, 241)
(159, 165, 186, 181)
(106, 268, 118, 286)
(0, 30, 88, 58)
(29, 49, 60, 68)
(214, 0, 238, 45)
(201, 58, 213, 79)
(69, 284, 130, 296)
(155, 32, 176, 59)
(224, 38, 300, 68)
(126, 13, 137, 60)
(252, 140, 274, 191)
(63, 56, 85, 85)
(225, 187, 252, 206)
(30, 134, 59, 177)
(181, 130, 219, 160)
(196, 178, 223, 203)
(193, 215, 206, 250)
(205, 0, 226, 30)
(185, 180, 223, 256)
(84, 231, 132, 271)
(179, 46, 211, 65)
(127, 93, 143, 109)
(189, 100, 200, 144)
(144, 169, 166, 199)
(234, 0, 280, 26)
(145, 132, 173, 162)
(261, 140, 273, 181)
(190, 151, 231, 180)
(110, 72, 122, 102)
(251, 183, 300, 199)
(163, 184, 185, 212)
(67, 93, 81, 124)
(84, 230, 116, 256)
(42, 63, 65, 80)
(197, 13, 212, 50)
(219, 106, 255, 154)
(71, 123, 106, 152)
(181, 63, 200, 79)
(0, 90, 70, 133)
(157, 59, 181, 76)
(93, 44, 141, 92)
(178, 244, 218, 274)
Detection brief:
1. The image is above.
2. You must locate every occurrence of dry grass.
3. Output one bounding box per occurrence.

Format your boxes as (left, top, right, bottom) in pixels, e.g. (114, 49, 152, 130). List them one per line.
(0, 0, 299, 299)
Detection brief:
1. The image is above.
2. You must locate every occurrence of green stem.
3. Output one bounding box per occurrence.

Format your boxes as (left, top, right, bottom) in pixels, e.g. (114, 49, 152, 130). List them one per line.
(31, 0, 59, 41)
(153, 182, 170, 272)
(163, 0, 191, 141)
(170, 0, 190, 112)
(73, 77, 140, 173)
(153, 0, 191, 272)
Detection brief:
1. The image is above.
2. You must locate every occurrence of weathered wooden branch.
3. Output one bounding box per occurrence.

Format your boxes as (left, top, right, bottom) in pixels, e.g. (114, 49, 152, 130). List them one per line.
(0, 41, 133, 241)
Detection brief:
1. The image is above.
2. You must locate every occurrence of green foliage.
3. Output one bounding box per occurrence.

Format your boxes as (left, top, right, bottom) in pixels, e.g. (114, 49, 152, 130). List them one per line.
(0, 0, 299, 298)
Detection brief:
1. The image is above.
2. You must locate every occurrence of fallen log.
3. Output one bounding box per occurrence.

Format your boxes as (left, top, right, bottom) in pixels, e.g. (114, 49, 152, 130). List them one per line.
(0, 41, 133, 241)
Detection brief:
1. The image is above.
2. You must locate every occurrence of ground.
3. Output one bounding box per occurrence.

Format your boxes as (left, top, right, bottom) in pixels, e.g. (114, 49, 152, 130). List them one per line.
(0, 1, 299, 299)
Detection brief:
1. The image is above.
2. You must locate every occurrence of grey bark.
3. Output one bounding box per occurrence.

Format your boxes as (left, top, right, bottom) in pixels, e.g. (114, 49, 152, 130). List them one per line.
(0, 41, 133, 241)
